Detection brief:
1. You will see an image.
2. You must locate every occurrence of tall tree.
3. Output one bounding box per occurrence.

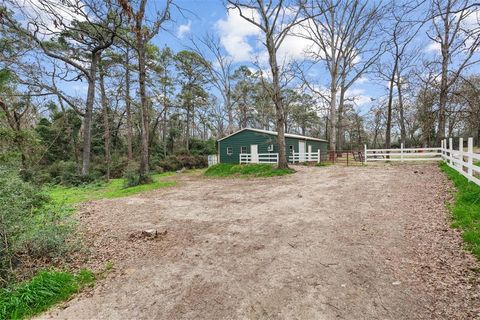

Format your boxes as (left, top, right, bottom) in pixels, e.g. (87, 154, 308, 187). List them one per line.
(301, 0, 384, 153)
(227, 0, 310, 169)
(120, 0, 172, 180)
(2, 0, 123, 176)
(428, 0, 480, 145)
(175, 50, 209, 151)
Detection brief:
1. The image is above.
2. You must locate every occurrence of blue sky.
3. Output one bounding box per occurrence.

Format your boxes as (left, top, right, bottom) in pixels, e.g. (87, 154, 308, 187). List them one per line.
(155, 1, 388, 114)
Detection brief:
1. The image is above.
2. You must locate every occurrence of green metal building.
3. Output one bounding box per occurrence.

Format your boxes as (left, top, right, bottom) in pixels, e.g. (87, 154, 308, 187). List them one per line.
(217, 128, 328, 164)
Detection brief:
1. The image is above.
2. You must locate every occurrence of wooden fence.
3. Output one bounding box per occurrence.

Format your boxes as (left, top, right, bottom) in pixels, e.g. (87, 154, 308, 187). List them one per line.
(289, 151, 321, 163)
(239, 153, 279, 164)
(441, 138, 480, 186)
(364, 144, 442, 162)
(364, 137, 480, 186)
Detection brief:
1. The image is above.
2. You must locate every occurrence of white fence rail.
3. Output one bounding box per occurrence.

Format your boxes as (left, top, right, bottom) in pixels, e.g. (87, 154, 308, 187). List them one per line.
(289, 150, 321, 163)
(364, 144, 442, 162)
(208, 154, 218, 167)
(364, 137, 480, 186)
(239, 153, 279, 164)
(441, 137, 480, 186)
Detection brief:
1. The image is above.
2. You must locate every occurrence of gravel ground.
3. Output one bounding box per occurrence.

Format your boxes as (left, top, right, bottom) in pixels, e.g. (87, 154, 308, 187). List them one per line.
(39, 164, 479, 320)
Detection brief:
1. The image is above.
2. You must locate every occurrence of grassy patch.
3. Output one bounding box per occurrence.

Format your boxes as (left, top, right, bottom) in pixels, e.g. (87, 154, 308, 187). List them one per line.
(0, 270, 94, 320)
(204, 163, 294, 178)
(48, 172, 176, 205)
(440, 162, 480, 259)
(315, 162, 333, 167)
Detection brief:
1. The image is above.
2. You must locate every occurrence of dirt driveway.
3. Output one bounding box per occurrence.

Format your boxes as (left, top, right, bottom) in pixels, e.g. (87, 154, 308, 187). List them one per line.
(41, 164, 479, 320)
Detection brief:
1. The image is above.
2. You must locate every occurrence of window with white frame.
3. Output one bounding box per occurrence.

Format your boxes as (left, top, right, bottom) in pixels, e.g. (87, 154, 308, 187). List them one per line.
(240, 146, 247, 154)
(267, 144, 274, 152)
(227, 147, 233, 155)
(289, 145, 294, 153)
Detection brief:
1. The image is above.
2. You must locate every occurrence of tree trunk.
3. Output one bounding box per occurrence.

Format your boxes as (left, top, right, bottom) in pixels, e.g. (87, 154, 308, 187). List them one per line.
(137, 38, 150, 178)
(337, 84, 346, 151)
(266, 35, 288, 169)
(385, 58, 398, 149)
(436, 8, 450, 146)
(99, 60, 110, 181)
(329, 84, 337, 157)
(81, 51, 100, 176)
(125, 48, 133, 163)
(185, 104, 191, 151)
(396, 68, 406, 147)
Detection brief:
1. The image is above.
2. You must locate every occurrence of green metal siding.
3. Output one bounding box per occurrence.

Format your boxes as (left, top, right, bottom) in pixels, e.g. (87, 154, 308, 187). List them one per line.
(218, 129, 328, 164)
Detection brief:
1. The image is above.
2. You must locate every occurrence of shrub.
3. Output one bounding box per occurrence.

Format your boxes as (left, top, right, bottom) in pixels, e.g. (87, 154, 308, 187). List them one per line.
(157, 154, 207, 172)
(122, 164, 152, 188)
(0, 169, 74, 286)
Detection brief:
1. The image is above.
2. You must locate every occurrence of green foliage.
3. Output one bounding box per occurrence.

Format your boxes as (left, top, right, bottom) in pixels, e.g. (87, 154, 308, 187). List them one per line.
(440, 162, 480, 259)
(157, 154, 208, 172)
(0, 269, 94, 320)
(0, 169, 75, 285)
(189, 138, 216, 155)
(122, 164, 153, 188)
(48, 172, 176, 205)
(204, 163, 294, 178)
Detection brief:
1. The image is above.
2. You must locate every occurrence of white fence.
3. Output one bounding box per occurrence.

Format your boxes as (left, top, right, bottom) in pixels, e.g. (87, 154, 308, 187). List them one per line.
(208, 154, 218, 167)
(239, 153, 279, 164)
(441, 138, 480, 186)
(364, 137, 480, 186)
(364, 144, 442, 162)
(289, 150, 321, 163)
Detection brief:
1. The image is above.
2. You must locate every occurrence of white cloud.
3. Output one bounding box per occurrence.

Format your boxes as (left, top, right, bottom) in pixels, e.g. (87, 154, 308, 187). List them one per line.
(215, 8, 261, 62)
(177, 21, 191, 39)
(346, 88, 371, 106)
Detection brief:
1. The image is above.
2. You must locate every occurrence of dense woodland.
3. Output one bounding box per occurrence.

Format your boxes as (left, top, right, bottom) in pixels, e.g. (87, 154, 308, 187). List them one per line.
(1, 0, 480, 178)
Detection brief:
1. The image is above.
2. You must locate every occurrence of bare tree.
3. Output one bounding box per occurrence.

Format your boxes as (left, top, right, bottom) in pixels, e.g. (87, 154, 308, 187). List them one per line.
(300, 0, 384, 153)
(190, 33, 235, 136)
(428, 0, 480, 145)
(226, 0, 311, 169)
(380, 2, 424, 148)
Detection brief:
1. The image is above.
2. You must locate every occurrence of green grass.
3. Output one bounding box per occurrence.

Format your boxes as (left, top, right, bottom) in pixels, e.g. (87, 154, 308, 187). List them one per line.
(440, 162, 480, 259)
(0, 270, 94, 320)
(204, 163, 294, 178)
(315, 162, 333, 167)
(48, 172, 176, 205)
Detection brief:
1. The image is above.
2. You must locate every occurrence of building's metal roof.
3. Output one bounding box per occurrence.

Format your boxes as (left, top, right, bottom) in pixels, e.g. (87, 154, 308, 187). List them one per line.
(217, 128, 328, 142)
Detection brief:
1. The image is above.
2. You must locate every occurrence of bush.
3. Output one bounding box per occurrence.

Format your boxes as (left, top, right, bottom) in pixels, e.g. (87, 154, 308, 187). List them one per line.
(0, 169, 75, 286)
(157, 154, 207, 172)
(122, 165, 152, 188)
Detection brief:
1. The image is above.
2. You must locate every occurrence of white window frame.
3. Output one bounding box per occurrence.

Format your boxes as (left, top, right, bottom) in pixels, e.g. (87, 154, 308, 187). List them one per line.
(227, 147, 233, 155)
(240, 146, 247, 154)
(267, 144, 274, 152)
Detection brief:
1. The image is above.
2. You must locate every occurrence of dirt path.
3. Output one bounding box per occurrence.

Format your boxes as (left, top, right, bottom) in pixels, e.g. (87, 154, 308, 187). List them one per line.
(41, 164, 479, 319)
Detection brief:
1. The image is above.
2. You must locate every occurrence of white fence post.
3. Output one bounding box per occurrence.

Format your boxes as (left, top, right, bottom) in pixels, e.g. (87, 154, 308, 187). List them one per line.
(467, 137, 473, 180)
(459, 138, 464, 170)
(317, 149, 321, 164)
(449, 138, 453, 165)
(400, 143, 404, 162)
(364, 144, 367, 163)
(441, 140, 444, 160)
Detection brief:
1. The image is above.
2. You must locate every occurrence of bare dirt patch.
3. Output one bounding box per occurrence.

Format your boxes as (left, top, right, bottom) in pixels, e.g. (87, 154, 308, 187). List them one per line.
(39, 164, 479, 319)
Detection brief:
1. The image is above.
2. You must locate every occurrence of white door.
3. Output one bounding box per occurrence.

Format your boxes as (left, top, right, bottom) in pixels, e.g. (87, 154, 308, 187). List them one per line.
(308, 145, 312, 161)
(299, 141, 306, 162)
(251, 144, 259, 163)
